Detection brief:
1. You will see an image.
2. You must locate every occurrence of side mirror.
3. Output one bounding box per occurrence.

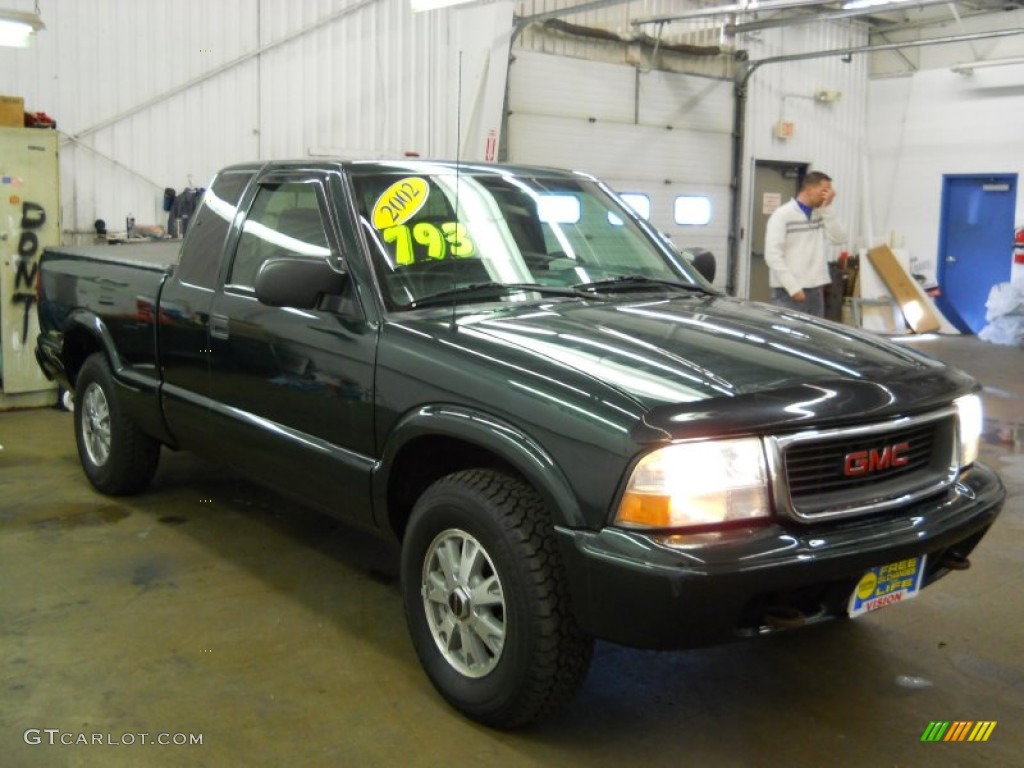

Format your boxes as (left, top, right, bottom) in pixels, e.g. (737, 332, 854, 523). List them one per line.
(254, 256, 346, 309)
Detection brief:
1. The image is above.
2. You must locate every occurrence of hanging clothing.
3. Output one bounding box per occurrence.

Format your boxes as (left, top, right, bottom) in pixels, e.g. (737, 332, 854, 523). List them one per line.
(168, 187, 204, 238)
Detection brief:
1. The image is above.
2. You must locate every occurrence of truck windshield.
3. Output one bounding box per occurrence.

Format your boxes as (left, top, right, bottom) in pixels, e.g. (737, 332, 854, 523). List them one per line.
(349, 168, 709, 310)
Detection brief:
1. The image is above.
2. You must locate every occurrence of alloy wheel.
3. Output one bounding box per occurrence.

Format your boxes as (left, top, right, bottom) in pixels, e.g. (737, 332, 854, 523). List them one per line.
(421, 528, 506, 678)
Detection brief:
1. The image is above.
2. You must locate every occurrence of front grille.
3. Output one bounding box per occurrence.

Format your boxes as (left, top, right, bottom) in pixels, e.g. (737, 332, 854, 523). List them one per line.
(774, 410, 958, 520)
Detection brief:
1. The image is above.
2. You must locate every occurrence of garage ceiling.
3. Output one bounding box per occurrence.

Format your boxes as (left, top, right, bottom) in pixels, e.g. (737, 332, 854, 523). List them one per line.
(516, 0, 1024, 77)
(630, 0, 1024, 38)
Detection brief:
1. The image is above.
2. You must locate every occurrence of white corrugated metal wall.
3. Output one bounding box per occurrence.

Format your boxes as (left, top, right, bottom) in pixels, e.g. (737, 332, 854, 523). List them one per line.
(866, 8, 1024, 284)
(0, 0, 512, 242)
(869, 65, 1024, 284)
(2, 0, 871, 292)
(738, 22, 870, 295)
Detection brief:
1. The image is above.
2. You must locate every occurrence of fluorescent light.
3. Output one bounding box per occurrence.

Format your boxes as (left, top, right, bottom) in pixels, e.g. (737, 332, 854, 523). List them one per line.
(0, 8, 45, 48)
(841, 0, 909, 9)
(952, 56, 1024, 74)
(410, 0, 476, 11)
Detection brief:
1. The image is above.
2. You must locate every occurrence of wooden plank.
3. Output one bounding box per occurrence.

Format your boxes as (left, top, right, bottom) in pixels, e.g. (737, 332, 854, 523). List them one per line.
(866, 245, 941, 334)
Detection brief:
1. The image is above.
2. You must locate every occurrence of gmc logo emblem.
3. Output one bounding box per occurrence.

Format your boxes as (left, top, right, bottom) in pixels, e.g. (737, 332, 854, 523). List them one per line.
(843, 442, 911, 477)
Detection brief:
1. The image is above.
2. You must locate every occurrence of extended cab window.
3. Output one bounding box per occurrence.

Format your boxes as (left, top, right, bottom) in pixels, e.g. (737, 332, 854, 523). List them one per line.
(176, 171, 253, 288)
(228, 181, 332, 290)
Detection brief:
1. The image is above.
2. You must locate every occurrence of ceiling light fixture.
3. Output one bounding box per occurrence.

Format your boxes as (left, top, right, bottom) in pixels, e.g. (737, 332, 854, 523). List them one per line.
(840, 0, 911, 9)
(951, 55, 1024, 74)
(410, 0, 476, 11)
(0, 7, 45, 48)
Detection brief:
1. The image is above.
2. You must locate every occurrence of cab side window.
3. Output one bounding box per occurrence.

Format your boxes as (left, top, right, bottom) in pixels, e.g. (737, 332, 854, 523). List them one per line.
(228, 181, 331, 290)
(176, 171, 253, 288)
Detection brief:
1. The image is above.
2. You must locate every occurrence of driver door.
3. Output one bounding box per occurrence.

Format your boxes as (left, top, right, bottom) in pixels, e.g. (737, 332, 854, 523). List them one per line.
(204, 171, 378, 526)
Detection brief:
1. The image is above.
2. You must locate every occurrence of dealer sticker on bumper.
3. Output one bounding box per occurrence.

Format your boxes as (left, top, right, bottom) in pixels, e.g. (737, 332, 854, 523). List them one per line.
(849, 556, 926, 617)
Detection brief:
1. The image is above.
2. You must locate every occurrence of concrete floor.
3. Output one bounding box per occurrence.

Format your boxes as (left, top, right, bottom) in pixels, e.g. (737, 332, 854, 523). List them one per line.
(1, 334, 1022, 768)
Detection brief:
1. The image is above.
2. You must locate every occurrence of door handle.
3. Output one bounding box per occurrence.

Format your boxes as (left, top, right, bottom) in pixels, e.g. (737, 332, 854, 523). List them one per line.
(210, 314, 230, 340)
(945, 255, 957, 264)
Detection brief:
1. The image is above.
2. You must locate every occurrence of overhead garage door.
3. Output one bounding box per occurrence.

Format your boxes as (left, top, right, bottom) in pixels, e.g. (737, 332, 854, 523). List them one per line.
(507, 51, 734, 287)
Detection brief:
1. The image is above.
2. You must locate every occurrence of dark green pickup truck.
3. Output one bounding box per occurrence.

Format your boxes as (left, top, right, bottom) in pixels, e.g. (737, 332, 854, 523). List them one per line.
(35, 160, 1004, 727)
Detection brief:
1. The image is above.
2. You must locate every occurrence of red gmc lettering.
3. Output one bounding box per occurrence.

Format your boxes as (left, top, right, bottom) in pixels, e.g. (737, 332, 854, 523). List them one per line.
(843, 442, 911, 476)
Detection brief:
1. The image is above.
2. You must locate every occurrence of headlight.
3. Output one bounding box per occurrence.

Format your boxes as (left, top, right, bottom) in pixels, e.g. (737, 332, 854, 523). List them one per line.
(615, 437, 770, 530)
(954, 394, 982, 469)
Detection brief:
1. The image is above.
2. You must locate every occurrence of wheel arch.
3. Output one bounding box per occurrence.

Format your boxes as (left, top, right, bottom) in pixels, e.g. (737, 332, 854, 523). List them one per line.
(374, 405, 584, 540)
(61, 310, 124, 387)
(61, 312, 176, 447)
(73, 352, 162, 495)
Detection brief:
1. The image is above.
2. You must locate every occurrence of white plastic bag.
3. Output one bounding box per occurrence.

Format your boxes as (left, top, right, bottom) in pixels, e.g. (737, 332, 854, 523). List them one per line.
(979, 316, 1024, 346)
(979, 281, 1024, 346)
(985, 281, 1024, 322)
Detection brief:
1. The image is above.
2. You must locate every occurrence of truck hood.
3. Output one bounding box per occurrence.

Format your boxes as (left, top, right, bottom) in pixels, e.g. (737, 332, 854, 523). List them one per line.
(457, 294, 975, 439)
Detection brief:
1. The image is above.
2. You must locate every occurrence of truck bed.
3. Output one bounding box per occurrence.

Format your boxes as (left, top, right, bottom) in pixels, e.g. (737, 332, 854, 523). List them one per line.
(44, 241, 182, 272)
(36, 240, 182, 386)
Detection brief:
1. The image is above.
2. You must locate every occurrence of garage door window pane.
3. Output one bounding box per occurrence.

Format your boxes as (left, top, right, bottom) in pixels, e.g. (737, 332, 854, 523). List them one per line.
(619, 193, 650, 220)
(537, 194, 581, 224)
(674, 196, 712, 226)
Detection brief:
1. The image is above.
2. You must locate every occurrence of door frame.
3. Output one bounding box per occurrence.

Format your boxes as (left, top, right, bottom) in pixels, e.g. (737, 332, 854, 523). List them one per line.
(745, 159, 808, 300)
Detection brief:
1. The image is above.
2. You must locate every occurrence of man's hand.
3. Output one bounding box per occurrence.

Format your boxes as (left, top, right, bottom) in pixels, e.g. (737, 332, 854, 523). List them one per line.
(792, 289, 806, 302)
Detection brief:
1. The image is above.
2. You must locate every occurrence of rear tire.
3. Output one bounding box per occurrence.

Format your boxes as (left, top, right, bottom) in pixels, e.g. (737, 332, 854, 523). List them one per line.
(401, 469, 593, 728)
(74, 353, 160, 495)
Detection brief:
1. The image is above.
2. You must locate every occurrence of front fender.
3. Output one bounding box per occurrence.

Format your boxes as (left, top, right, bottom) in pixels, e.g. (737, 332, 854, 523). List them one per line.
(373, 404, 585, 532)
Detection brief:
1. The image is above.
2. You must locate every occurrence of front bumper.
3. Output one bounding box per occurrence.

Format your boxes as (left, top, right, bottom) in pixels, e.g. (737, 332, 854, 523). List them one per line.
(556, 462, 1005, 650)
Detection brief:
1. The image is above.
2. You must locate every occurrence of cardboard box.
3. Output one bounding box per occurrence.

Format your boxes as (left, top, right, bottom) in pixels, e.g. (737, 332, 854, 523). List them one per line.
(0, 95, 25, 127)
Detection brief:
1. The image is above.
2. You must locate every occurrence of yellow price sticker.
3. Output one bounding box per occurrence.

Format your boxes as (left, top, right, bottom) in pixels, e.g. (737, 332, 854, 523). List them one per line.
(372, 177, 430, 230)
(383, 221, 476, 265)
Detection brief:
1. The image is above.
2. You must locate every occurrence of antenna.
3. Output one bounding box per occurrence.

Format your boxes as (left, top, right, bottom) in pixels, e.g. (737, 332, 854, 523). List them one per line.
(451, 50, 463, 332)
(456, 50, 463, 168)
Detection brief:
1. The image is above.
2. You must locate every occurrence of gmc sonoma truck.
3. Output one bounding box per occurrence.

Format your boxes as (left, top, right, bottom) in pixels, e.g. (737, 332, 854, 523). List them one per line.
(36, 160, 1005, 727)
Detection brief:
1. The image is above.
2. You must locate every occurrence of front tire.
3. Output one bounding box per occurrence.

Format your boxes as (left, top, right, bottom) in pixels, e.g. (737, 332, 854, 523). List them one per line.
(401, 469, 593, 728)
(74, 353, 160, 495)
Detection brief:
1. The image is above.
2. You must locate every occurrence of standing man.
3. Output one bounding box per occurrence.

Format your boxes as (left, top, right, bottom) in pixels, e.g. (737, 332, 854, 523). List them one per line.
(764, 171, 847, 317)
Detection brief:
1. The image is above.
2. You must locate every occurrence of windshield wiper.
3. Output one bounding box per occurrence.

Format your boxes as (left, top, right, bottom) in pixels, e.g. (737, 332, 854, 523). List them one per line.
(572, 275, 713, 295)
(405, 282, 581, 309)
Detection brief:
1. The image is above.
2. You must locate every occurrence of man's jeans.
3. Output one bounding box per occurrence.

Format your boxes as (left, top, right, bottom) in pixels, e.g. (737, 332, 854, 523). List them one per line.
(771, 286, 825, 318)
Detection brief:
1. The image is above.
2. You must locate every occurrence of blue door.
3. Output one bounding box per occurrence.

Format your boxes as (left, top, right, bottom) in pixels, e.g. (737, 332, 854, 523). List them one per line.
(937, 175, 1017, 333)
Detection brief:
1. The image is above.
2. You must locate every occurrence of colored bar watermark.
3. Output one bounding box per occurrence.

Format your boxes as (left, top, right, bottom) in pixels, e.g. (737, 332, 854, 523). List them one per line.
(921, 721, 997, 742)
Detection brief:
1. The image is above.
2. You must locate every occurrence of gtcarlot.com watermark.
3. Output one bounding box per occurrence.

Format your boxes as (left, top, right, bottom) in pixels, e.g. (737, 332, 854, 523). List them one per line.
(24, 728, 203, 747)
